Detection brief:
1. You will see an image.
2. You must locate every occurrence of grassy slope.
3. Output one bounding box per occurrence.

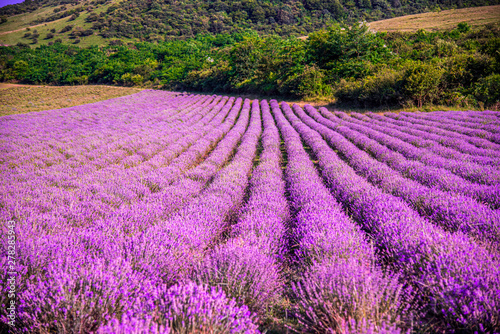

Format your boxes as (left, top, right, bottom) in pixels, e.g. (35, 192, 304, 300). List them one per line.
(2, 3, 500, 46)
(368, 5, 500, 32)
(0, 0, 134, 47)
(0, 4, 72, 34)
(0, 84, 142, 116)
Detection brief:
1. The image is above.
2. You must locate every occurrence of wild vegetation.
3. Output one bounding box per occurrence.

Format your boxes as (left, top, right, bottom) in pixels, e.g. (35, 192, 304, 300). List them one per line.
(1, 21, 499, 109)
(1, 0, 499, 43)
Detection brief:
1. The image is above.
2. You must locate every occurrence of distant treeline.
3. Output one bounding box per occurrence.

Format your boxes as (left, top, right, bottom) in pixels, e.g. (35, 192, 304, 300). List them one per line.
(1, 23, 499, 108)
(1, 0, 500, 40)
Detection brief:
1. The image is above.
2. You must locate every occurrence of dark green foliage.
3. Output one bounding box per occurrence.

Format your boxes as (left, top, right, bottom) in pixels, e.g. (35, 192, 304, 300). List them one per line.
(2, 0, 499, 41)
(0, 23, 499, 108)
(474, 74, 500, 106)
(307, 23, 391, 82)
(402, 61, 444, 107)
(12, 60, 29, 80)
(281, 64, 330, 98)
(457, 22, 471, 33)
(60, 25, 74, 33)
(335, 68, 404, 107)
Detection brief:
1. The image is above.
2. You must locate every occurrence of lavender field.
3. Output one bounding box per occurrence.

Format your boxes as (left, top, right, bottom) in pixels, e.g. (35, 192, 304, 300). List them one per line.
(1, 90, 499, 333)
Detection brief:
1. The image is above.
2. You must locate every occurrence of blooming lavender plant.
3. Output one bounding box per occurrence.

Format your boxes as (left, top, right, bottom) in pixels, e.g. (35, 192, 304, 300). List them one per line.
(324, 111, 500, 209)
(98, 315, 169, 334)
(98, 282, 260, 334)
(161, 282, 259, 334)
(399, 111, 500, 144)
(271, 101, 409, 333)
(296, 105, 500, 245)
(334, 111, 500, 185)
(385, 111, 500, 148)
(403, 111, 500, 134)
(194, 100, 286, 317)
(350, 112, 500, 166)
(358, 112, 500, 161)
(195, 242, 283, 315)
(1, 91, 499, 333)
(281, 101, 500, 332)
(18, 257, 156, 334)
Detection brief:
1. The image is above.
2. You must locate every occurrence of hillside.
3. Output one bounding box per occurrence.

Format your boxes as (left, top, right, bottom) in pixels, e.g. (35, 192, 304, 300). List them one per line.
(369, 4, 500, 32)
(1, 0, 500, 46)
(0, 0, 124, 47)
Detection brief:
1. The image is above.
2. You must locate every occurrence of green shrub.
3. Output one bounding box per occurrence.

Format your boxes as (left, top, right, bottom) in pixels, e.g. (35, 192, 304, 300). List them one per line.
(184, 61, 231, 92)
(402, 61, 444, 108)
(121, 73, 143, 86)
(474, 74, 500, 107)
(68, 75, 89, 85)
(12, 60, 29, 80)
(457, 22, 471, 33)
(60, 25, 73, 33)
(434, 39, 457, 57)
(335, 68, 404, 107)
(280, 64, 329, 98)
(443, 53, 494, 91)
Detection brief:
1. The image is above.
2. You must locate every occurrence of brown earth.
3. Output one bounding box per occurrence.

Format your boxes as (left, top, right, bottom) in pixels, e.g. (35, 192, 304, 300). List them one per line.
(0, 84, 143, 116)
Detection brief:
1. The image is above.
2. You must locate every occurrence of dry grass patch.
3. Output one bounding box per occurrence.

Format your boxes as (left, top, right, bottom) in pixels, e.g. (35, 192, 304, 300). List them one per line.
(0, 84, 143, 116)
(368, 5, 500, 32)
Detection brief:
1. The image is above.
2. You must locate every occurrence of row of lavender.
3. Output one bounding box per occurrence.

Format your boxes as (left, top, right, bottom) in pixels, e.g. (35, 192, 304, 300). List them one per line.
(1, 90, 499, 333)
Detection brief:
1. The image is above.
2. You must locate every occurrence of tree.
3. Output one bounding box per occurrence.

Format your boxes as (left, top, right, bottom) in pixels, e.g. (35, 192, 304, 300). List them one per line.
(13, 60, 29, 80)
(403, 61, 444, 108)
(474, 74, 500, 107)
(307, 22, 390, 80)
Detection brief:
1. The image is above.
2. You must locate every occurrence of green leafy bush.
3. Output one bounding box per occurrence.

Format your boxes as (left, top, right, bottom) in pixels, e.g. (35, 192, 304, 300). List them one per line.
(474, 74, 500, 107)
(403, 61, 444, 108)
(281, 64, 329, 98)
(335, 68, 404, 107)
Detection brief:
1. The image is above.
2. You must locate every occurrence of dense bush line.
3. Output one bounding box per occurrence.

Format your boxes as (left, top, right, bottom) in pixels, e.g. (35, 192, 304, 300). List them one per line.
(1, 22, 499, 108)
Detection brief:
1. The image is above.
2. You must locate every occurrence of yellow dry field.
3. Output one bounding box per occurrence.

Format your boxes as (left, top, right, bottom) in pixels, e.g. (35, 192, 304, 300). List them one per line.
(0, 84, 143, 116)
(368, 5, 500, 32)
